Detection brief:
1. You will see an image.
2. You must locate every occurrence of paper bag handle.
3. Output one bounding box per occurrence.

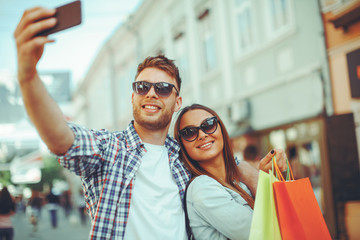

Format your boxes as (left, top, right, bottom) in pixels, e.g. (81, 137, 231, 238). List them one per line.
(272, 155, 294, 181)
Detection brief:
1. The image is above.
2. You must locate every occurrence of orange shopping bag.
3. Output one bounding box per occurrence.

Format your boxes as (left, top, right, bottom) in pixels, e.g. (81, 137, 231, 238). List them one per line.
(272, 158, 331, 240)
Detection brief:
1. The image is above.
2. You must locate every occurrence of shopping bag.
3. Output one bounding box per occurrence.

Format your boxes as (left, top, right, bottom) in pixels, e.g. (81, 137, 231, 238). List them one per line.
(249, 170, 282, 240)
(272, 158, 331, 240)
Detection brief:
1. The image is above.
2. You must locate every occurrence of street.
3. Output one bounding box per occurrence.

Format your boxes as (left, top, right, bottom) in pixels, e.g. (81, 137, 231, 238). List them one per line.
(12, 208, 91, 240)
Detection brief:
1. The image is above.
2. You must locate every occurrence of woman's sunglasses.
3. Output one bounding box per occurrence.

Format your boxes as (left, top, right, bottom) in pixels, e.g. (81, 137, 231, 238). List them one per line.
(179, 116, 218, 142)
(132, 81, 179, 98)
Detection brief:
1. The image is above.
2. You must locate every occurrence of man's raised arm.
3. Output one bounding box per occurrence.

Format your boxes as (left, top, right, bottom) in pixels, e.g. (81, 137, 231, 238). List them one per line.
(14, 7, 74, 155)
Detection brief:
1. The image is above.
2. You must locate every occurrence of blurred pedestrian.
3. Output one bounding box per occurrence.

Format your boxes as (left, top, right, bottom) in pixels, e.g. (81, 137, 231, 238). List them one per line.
(45, 188, 60, 229)
(14, 195, 26, 215)
(243, 144, 261, 169)
(61, 190, 73, 219)
(75, 188, 87, 226)
(28, 190, 43, 219)
(0, 187, 16, 240)
(28, 190, 43, 232)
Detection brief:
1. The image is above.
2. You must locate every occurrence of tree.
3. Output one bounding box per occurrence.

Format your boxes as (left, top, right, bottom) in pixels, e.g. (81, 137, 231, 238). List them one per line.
(26, 154, 66, 191)
(0, 170, 11, 186)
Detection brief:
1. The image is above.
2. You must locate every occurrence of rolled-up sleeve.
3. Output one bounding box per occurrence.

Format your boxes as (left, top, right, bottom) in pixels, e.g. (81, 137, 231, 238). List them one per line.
(55, 122, 110, 177)
(187, 175, 253, 240)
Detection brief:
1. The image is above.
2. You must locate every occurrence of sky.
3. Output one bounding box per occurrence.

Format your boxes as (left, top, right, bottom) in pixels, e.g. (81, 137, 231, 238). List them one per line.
(0, 0, 143, 87)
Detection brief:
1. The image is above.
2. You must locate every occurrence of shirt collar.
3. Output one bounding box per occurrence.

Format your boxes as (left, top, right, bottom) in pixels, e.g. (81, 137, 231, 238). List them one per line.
(124, 121, 180, 155)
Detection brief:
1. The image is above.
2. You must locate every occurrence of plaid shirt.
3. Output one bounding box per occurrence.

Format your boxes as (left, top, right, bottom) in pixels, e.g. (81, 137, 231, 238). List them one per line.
(57, 121, 191, 239)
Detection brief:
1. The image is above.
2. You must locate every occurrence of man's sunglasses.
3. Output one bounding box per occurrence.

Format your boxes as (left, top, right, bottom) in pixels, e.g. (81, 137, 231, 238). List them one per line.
(179, 116, 218, 142)
(132, 81, 179, 97)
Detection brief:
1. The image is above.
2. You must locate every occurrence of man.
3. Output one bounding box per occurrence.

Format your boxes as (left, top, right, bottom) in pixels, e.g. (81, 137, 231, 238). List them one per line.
(14, 6, 286, 239)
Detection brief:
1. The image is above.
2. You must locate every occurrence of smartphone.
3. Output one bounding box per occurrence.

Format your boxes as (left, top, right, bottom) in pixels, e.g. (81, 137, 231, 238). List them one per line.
(36, 0, 82, 36)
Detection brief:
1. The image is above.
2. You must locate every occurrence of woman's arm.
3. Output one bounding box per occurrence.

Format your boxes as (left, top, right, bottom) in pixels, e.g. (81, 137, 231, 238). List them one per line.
(188, 176, 253, 240)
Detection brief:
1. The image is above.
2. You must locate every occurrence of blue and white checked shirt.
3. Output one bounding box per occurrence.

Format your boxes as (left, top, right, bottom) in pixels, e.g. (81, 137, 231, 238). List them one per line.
(56, 121, 191, 239)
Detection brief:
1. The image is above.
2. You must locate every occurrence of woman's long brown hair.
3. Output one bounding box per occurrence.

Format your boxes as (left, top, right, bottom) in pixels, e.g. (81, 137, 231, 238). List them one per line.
(174, 104, 254, 208)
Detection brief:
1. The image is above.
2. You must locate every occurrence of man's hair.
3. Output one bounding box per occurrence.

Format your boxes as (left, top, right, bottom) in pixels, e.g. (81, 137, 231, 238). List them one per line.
(135, 55, 182, 92)
(243, 145, 258, 161)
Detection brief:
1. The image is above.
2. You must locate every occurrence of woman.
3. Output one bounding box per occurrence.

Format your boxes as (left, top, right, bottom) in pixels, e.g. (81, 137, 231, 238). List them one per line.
(174, 104, 283, 240)
(0, 187, 16, 240)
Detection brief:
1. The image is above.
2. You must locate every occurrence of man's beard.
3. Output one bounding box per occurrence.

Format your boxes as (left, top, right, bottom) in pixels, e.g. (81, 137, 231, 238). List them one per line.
(133, 105, 173, 130)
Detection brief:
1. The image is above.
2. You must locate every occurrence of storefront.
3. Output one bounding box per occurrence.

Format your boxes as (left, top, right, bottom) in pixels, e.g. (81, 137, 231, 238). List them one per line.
(232, 116, 337, 237)
(232, 111, 360, 238)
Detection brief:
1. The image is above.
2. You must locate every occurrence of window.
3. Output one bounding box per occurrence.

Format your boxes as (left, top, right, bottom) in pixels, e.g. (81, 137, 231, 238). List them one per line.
(173, 31, 190, 87)
(265, 0, 294, 38)
(198, 9, 217, 73)
(233, 0, 255, 53)
(320, 0, 340, 8)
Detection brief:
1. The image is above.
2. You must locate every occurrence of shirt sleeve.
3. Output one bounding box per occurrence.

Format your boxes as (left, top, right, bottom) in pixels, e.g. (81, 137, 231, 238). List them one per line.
(187, 175, 253, 240)
(55, 122, 112, 177)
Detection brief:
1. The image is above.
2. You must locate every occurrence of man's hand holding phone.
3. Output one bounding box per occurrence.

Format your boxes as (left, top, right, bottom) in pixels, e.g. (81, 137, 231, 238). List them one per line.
(36, 0, 82, 36)
(14, 7, 57, 83)
(13, 1, 81, 154)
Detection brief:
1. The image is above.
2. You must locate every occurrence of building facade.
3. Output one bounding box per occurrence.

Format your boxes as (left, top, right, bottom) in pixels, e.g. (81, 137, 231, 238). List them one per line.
(320, 0, 360, 239)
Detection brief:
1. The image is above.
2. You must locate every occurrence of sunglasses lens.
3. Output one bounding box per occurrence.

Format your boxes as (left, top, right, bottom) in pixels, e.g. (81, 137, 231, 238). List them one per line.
(179, 117, 217, 142)
(134, 82, 150, 95)
(201, 117, 217, 134)
(155, 83, 173, 97)
(180, 127, 198, 142)
(133, 81, 175, 97)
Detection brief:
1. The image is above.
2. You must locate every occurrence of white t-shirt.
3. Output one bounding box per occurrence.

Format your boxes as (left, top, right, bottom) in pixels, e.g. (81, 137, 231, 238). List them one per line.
(124, 143, 186, 240)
